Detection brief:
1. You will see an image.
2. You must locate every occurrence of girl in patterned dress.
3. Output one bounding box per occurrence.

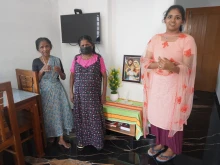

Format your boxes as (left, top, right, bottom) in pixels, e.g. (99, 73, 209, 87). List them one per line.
(70, 35, 107, 150)
(32, 38, 73, 149)
(141, 5, 197, 162)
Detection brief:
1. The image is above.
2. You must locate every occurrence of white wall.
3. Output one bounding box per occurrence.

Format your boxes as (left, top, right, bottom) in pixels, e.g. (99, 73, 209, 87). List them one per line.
(110, 0, 174, 101)
(0, 0, 175, 102)
(0, 0, 61, 88)
(175, 0, 220, 8)
(58, 0, 174, 102)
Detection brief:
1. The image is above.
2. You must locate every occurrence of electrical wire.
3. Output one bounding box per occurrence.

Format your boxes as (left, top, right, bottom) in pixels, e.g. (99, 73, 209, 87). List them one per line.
(95, 44, 100, 53)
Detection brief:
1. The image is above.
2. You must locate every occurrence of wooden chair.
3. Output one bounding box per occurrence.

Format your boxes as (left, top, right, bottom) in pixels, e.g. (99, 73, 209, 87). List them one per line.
(0, 81, 25, 165)
(15, 69, 46, 147)
(16, 69, 40, 94)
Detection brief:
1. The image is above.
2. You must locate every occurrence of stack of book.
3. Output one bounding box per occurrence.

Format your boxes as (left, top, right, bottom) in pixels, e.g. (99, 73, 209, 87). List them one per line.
(105, 120, 118, 128)
(119, 123, 130, 132)
(105, 120, 131, 132)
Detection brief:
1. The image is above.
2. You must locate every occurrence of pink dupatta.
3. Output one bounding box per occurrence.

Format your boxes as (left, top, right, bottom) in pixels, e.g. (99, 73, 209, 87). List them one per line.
(141, 34, 197, 137)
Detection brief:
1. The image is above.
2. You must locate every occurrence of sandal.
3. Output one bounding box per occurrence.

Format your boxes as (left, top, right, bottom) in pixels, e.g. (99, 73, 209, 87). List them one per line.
(147, 147, 165, 156)
(77, 143, 84, 149)
(96, 147, 103, 151)
(156, 153, 176, 162)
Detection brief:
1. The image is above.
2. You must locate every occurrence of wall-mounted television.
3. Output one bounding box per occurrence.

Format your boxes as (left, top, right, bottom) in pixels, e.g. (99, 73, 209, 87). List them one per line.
(60, 13, 100, 44)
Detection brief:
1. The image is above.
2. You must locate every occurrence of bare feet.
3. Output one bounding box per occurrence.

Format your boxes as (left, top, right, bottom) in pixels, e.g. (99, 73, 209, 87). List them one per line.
(58, 140, 71, 149)
(58, 135, 71, 149)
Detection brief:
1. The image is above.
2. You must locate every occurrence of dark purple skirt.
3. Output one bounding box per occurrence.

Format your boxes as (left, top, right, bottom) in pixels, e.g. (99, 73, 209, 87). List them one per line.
(151, 125, 183, 154)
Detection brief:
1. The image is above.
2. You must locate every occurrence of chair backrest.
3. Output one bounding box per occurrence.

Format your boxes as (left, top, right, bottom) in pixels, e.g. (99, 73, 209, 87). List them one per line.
(15, 69, 40, 94)
(0, 83, 11, 145)
(16, 69, 46, 147)
(0, 82, 24, 164)
(0, 82, 18, 148)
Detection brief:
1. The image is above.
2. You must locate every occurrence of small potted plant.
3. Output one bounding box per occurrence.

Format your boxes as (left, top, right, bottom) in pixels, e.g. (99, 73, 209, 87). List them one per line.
(108, 68, 121, 101)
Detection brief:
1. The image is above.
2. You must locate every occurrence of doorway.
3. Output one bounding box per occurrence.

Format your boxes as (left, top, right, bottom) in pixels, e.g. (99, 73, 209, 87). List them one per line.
(184, 6, 220, 92)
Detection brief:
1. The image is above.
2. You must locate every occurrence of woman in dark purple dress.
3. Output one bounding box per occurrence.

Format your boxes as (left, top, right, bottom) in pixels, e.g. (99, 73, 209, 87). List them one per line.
(69, 35, 107, 150)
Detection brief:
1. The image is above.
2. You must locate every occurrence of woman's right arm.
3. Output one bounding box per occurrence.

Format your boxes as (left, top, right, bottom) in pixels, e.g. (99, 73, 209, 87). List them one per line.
(32, 59, 48, 81)
(143, 35, 159, 69)
(144, 51, 159, 69)
(32, 59, 43, 80)
(38, 68, 45, 80)
(69, 72, 74, 103)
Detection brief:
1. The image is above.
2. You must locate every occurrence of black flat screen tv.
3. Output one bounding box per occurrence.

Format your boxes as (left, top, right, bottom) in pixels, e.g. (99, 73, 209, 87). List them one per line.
(60, 13, 100, 44)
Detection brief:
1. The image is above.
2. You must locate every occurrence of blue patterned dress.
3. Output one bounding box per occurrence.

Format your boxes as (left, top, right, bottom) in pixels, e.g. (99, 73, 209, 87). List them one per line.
(32, 55, 73, 138)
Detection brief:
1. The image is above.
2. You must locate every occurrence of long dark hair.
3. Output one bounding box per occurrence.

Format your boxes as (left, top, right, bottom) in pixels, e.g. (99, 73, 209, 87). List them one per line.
(77, 35, 96, 54)
(35, 37, 52, 51)
(163, 5, 186, 32)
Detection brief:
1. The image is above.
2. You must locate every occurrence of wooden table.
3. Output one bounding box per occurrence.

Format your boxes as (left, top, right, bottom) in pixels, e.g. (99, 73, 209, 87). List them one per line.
(4, 89, 44, 157)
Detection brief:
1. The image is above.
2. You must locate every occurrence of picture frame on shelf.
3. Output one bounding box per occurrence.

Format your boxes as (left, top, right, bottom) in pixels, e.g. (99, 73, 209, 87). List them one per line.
(122, 55, 141, 83)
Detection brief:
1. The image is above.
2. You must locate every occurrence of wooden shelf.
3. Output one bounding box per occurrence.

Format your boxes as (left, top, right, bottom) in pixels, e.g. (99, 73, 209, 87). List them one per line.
(106, 124, 135, 137)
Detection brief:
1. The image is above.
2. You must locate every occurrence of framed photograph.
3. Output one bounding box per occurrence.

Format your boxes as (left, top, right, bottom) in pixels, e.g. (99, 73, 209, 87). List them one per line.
(122, 55, 141, 83)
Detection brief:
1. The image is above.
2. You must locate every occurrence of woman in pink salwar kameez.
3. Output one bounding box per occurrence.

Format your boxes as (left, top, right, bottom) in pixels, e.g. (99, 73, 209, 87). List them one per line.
(141, 5, 197, 162)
